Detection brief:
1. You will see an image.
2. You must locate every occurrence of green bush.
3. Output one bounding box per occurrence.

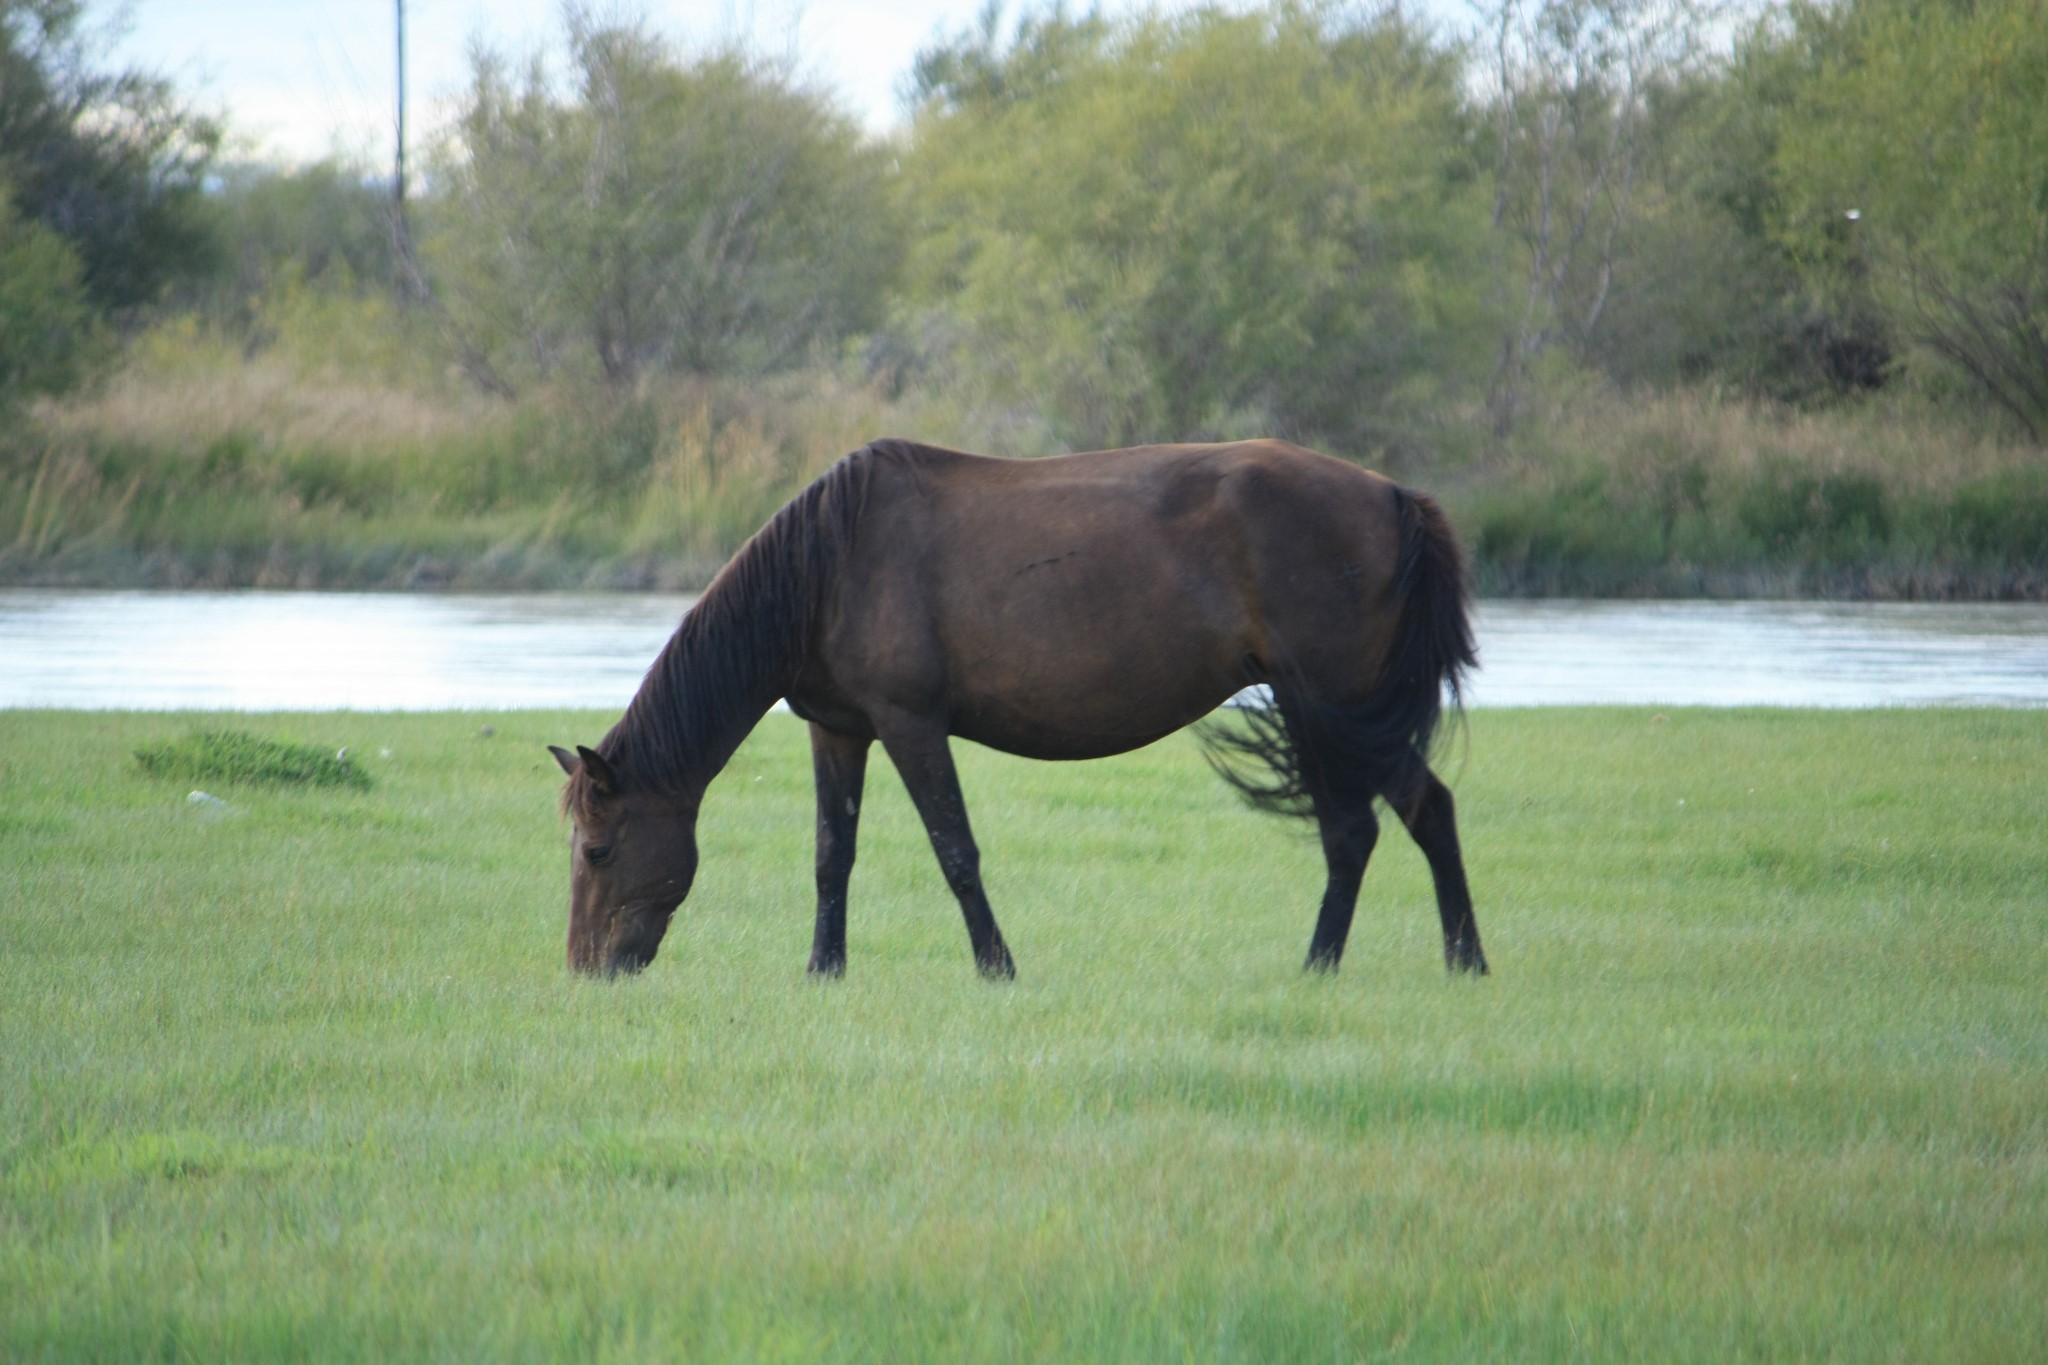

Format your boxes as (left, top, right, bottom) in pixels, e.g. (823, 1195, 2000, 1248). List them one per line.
(0, 187, 105, 410)
(1736, 467, 1892, 562)
(134, 731, 371, 791)
(1940, 468, 2048, 565)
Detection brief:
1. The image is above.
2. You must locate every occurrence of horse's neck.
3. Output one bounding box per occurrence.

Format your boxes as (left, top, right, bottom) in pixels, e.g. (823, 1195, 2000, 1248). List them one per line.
(677, 668, 779, 794)
(613, 596, 797, 797)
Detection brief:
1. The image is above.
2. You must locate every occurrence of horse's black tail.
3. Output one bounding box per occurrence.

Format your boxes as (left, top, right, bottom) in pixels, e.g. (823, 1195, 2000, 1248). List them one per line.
(1200, 486, 1476, 820)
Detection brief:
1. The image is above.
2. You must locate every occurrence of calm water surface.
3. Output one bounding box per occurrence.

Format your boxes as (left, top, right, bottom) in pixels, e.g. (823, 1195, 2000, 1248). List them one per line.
(2, 590, 2045, 711)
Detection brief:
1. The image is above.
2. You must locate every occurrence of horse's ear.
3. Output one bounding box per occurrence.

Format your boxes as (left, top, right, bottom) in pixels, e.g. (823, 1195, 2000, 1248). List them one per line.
(548, 744, 579, 777)
(576, 744, 620, 795)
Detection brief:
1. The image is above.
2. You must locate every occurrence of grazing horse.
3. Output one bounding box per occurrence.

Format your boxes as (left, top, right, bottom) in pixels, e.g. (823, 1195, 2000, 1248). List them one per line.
(551, 438, 1486, 980)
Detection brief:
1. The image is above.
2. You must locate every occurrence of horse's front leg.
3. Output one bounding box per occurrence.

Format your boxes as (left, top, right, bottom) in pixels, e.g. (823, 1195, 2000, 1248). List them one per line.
(875, 719, 1016, 980)
(807, 723, 871, 977)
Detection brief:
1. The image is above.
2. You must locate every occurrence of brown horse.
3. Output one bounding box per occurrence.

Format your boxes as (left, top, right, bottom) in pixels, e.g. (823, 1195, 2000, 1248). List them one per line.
(551, 438, 1486, 980)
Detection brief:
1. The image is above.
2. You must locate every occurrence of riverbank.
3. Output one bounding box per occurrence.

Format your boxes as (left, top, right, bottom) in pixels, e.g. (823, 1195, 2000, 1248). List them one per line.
(11, 540, 2046, 599)
(7, 363, 2044, 596)
(4, 707, 2043, 1359)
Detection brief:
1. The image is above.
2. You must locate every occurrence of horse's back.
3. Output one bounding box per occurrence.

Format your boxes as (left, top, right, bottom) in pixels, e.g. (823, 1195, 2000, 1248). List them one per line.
(909, 436, 1408, 660)
(866, 437, 1400, 567)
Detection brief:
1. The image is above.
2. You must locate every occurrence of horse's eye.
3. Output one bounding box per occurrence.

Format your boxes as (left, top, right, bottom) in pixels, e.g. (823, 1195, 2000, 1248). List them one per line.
(584, 844, 613, 866)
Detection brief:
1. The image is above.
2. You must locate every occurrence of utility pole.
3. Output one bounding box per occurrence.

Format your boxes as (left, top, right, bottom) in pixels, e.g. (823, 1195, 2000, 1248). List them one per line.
(393, 0, 423, 300)
(396, 0, 407, 207)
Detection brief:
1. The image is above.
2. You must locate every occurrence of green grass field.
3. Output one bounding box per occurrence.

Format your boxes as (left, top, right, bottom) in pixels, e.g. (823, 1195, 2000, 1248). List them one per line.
(2, 707, 2043, 1360)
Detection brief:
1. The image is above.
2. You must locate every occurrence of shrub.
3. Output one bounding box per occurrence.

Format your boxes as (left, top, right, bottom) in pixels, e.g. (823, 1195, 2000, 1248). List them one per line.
(134, 731, 370, 790)
(1736, 467, 1892, 562)
(1940, 469, 2048, 565)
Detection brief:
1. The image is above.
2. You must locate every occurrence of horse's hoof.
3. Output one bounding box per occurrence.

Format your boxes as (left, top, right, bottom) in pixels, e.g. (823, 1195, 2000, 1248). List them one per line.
(807, 957, 846, 980)
(1445, 949, 1489, 976)
(977, 951, 1016, 981)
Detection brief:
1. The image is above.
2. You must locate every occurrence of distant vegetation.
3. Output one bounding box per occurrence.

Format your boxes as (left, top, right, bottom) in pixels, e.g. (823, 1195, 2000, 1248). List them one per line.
(2, 0, 2043, 594)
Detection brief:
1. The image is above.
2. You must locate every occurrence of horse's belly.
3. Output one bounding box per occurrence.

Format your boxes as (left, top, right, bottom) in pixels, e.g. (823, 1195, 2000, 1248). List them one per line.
(931, 551, 1250, 757)
(948, 703, 1213, 760)
(944, 651, 1241, 760)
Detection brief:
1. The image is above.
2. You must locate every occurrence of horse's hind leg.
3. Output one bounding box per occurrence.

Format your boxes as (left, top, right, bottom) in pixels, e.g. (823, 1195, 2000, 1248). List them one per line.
(1305, 794, 1381, 972)
(875, 720, 1016, 980)
(807, 724, 871, 978)
(1386, 763, 1488, 974)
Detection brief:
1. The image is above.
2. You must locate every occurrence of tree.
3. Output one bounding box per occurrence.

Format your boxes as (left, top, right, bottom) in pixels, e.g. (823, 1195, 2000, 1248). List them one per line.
(1575, 21, 1893, 401)
(0, 183, 100, 409)
(1772, 0, 2048, 439)
(900, 2, 1494, 453)
(197, 161, 401, 304)
(0, 0, 221, 317)
(1472, 0, 1732, 428)
(427, 15, 900, 391)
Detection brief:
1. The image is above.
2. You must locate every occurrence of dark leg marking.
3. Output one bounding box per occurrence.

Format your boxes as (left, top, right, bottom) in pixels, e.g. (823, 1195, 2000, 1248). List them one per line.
(1389, 766, 1488, 974)
(877, 722, 1016, 979)
(1305, 796, 1380, 972)
(807, 724, 871, 978)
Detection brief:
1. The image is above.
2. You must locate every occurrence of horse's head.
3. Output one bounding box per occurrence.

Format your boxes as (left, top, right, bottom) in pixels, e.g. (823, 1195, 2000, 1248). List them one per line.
(549, 744, 699, 976)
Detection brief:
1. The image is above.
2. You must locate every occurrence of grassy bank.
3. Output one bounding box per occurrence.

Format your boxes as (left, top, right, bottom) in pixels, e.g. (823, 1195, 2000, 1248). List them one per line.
(3, 707, 2043, 1359)
(1460, 390, 2048, 599)
(5, 347, 2044, 595)
(3, 359, 988, 591)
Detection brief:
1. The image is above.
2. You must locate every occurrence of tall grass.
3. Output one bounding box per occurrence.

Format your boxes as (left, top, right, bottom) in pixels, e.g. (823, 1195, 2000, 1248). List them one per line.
(1457, 388, 2048, 597)
(1, 302, 1049, 589)
(2, 707, 2043, 1359)
(0, 387, 908, 591)
(5, 316, 2044, 593)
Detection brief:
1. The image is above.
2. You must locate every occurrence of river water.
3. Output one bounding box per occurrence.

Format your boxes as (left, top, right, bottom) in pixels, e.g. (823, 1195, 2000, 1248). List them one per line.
(2, 590, 2045, 711)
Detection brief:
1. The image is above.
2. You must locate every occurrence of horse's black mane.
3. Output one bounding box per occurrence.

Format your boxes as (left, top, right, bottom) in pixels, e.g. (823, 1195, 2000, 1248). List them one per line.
(568, 442, 895, 813)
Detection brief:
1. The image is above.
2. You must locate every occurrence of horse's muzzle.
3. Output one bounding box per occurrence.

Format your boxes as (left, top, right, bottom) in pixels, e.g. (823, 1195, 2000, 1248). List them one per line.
(605, 943, 658, 976)
(574, 903, 676, 978)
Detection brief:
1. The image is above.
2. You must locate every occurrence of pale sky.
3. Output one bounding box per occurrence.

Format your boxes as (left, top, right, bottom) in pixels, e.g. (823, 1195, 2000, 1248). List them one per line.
(101, 1, 1195, 166)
